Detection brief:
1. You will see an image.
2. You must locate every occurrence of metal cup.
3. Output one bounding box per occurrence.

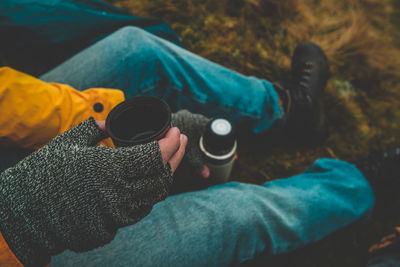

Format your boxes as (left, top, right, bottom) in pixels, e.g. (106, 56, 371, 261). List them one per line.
(106, 96, 171, 147)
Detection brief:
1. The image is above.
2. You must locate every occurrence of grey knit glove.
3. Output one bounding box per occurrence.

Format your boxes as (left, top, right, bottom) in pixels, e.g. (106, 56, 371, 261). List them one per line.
(0, 118, 172, 267)
(172, 110, 210, 174)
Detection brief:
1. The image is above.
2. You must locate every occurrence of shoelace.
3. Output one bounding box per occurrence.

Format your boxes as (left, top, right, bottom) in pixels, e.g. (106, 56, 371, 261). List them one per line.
(298, 61, 314, 89)
(292, 61, 315, 108)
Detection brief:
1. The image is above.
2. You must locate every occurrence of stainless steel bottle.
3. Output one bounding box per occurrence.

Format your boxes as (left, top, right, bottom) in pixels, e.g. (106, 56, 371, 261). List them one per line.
(199, 118, 237, 183)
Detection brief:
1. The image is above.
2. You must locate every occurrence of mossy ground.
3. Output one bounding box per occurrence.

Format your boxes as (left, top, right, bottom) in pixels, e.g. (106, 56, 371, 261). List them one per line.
(111, 0, 400, 265)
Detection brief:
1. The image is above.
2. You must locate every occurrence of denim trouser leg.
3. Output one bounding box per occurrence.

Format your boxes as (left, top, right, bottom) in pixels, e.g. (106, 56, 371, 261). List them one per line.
(51, 159, 374, 267)
(40, 26, 284, 135)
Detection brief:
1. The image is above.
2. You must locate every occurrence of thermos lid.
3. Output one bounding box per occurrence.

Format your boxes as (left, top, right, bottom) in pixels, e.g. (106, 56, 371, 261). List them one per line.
(203, 118, 236, 155)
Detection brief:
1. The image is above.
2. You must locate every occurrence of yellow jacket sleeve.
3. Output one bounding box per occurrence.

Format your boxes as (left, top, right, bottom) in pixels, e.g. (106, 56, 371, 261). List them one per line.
(0, 67, 125, 149)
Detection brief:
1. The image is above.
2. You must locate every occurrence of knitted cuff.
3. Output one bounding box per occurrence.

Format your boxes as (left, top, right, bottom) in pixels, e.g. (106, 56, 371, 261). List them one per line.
(49, 117, 106, 147)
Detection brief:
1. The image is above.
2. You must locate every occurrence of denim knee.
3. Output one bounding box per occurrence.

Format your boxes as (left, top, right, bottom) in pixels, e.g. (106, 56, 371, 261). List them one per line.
(106, 26, 162, 62)
(208, 183, 268, 232)
(111, 26, 148, 40)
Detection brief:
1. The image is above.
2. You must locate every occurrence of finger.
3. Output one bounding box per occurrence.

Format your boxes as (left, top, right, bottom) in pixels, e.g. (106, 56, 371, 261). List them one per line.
(158, 127, 181, 165)
(168, 134, 188, 173)
(200, 165, 210, 178)
(95, 120, 106, 132)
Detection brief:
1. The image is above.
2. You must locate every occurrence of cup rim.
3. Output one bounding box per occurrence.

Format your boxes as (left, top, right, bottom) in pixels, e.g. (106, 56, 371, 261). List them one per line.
(105, 96, 171, 146)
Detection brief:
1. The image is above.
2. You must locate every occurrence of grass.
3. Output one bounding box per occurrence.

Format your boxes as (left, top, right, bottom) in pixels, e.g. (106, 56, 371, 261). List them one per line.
(111, 0, 400, 265)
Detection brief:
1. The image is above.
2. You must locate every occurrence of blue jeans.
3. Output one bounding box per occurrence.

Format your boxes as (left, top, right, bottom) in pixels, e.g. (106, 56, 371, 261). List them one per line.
(40, 26, 284, 136)
(51, 159, 374, 266)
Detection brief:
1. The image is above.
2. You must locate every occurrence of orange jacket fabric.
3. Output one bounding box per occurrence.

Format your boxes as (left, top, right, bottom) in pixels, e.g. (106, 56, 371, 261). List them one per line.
(0, 67, 125, 149)
(0, 67, 126, 266)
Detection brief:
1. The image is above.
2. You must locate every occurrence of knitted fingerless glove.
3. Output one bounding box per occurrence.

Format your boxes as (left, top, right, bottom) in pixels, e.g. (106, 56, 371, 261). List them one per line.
(172, 110, 210, 174)
(0, 118, 172, 267)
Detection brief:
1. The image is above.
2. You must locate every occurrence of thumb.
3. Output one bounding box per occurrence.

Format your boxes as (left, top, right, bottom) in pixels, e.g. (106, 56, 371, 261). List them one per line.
(95, 120, 106, 132)
(51, 117, 107, 147)
(158, 127, 181, 165)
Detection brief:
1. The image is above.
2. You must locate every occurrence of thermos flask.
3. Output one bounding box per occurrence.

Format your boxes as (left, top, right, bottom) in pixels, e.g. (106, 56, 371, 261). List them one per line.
(199, 118, 237, 183)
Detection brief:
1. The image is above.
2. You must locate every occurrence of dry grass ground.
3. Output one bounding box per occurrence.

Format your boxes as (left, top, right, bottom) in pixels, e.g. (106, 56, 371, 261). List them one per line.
(108, 0, 400, 266)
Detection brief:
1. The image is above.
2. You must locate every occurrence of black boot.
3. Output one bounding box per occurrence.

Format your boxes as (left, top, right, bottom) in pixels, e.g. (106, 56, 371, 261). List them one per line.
(275, 42, 330, 145)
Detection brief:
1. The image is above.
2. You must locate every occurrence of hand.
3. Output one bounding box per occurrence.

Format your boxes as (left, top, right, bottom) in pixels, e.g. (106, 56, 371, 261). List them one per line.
(0, 118, 176, 266)
(158, 127, 187, 173)
(171, 110, 211, 178)
(96, 121, 187, 173)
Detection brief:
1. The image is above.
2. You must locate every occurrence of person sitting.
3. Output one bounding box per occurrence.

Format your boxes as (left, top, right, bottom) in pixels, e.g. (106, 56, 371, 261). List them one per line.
(0, 25, 382, 266)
